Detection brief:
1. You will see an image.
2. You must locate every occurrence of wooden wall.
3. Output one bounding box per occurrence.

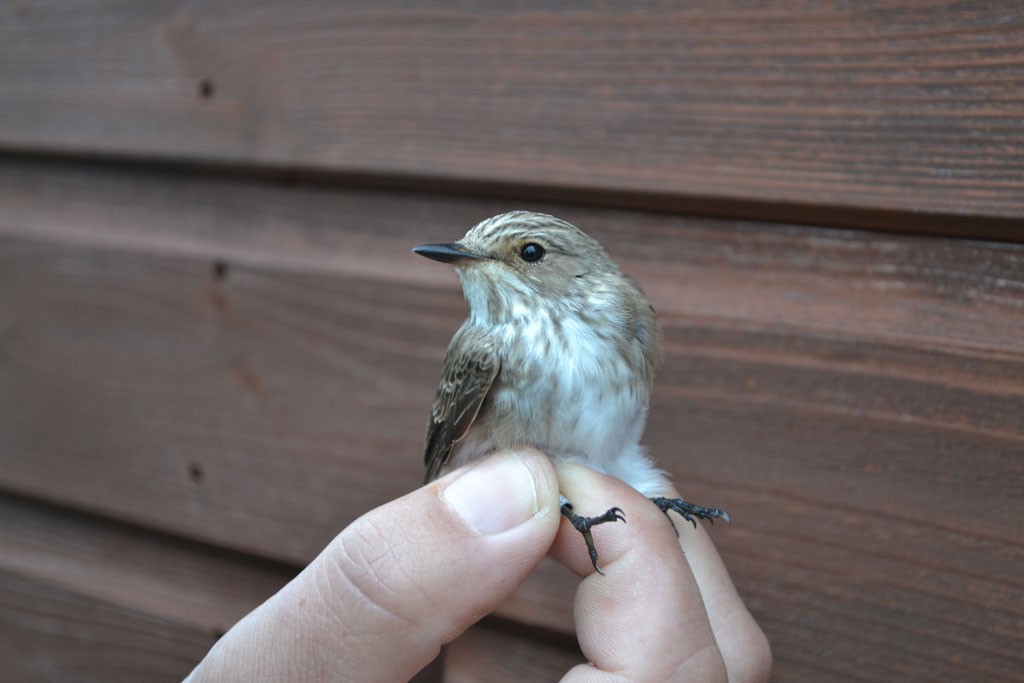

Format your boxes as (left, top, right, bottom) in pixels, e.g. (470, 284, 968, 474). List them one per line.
(1, 2, 1022, 681)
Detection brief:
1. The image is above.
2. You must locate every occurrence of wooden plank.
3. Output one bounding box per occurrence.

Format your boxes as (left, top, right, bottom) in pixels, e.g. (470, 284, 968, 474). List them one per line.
(2, 2, 1023, 230)
(0, 493, 485, 683)
(0, 493, 280, 682)
(8, 231, 1021, 559)
(0, 495, 291, 637)
(0, 238, 445, 559)
(0, 570, 212, 683)
(1, 166, 1023, 679)
(445, 623, 583, 683)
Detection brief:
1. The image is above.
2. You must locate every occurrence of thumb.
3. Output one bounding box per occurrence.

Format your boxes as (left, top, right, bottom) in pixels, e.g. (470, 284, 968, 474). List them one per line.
(186, 449, 561, 683)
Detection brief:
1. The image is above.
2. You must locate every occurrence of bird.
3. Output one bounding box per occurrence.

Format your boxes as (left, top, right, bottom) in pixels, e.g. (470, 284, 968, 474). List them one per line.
(413, 211, 728, 573)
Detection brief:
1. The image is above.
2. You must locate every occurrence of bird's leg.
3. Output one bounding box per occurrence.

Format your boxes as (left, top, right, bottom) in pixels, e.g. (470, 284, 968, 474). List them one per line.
(559, 494, 626, 575)
(650, 497, 731, 536)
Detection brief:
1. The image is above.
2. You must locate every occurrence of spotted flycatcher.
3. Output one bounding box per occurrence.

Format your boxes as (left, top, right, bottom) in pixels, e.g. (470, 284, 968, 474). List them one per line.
(414, 211, 728, 573)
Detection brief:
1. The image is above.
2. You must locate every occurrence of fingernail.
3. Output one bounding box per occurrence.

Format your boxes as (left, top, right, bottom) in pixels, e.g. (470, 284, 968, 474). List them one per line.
(442, 453, 540, 534)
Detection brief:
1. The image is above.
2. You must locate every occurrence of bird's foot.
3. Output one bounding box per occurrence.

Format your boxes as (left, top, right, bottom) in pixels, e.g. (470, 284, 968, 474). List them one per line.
(650, 496, 731, 536)
(559, 495, 626, 575)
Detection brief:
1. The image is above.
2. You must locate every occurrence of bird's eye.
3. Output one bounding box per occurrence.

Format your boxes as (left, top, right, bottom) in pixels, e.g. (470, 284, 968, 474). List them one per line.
(519, 243, 545, 263)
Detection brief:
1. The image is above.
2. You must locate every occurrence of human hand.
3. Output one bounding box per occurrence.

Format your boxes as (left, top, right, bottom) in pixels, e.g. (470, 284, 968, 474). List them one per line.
(185, 450, 770, 682)
(552, 462, 772, 682)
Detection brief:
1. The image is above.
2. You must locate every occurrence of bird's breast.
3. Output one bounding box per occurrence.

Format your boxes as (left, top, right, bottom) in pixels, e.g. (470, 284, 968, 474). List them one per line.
(472, 313, 649, 472)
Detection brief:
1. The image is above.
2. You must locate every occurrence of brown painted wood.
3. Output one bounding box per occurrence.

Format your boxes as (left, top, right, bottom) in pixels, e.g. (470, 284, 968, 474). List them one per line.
(5, 223, 1020, 562)
(0, 496, 292, 637)
(1, 2, 1023, 232)
(0, 493, 535, 683)
(0, 569, 212, 683)
(1, 163, 1023, 680)
(445, 623, 583, 683)
(0, 493, 265, 682)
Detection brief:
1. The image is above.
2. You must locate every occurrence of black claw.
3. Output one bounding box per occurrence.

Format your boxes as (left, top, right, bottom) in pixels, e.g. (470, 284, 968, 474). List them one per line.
(650, 496, 731, 536)
(559, 496, 626, 575)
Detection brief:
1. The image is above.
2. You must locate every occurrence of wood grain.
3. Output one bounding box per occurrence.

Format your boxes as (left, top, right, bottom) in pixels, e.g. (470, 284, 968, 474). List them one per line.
(0, 493, 540, 683)
(0, 495, 284, 680)
(0, 496, 292, 637)
(0, 570, 212, 683)
(1, 2, 1023, 231)
(3, 227, 1020, 560)
(445, 623, 583, 683)
(1, 161, 1022, 680)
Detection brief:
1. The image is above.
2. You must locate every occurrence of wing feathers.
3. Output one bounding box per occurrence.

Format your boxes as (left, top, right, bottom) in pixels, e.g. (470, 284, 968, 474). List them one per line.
(423, 327, 500, 484)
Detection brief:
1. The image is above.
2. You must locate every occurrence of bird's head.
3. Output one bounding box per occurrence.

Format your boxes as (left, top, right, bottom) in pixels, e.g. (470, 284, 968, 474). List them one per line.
(414, 211, 626, 325)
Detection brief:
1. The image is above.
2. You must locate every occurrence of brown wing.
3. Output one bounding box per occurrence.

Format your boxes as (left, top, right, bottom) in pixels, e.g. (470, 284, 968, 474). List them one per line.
(423, 326, 500, 484)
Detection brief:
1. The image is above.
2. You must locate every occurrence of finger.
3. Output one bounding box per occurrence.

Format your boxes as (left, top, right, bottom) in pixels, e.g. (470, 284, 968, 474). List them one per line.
(551, 464, 728, 683)
(665, 486, 772, 683)
(187, 449, 561, 683)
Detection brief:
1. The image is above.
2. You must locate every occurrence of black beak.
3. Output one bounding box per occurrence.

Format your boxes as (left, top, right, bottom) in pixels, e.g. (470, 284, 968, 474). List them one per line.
(412, 242, 488, 265)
